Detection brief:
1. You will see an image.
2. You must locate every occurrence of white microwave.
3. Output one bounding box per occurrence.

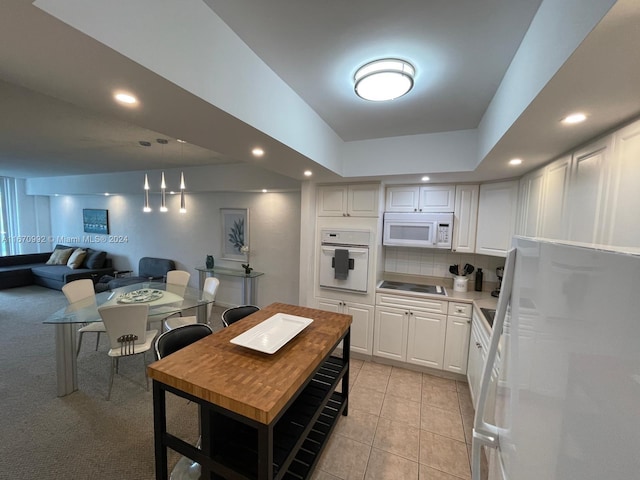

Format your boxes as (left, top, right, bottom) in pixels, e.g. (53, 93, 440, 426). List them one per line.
(383, 212, 453, 249)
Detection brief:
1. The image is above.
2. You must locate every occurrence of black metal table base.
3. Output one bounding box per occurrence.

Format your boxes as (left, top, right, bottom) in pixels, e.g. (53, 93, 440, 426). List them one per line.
(153, 330, 350, 480)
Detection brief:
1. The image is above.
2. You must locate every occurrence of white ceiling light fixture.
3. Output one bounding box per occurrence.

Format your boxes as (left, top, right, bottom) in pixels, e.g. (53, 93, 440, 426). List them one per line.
(421, 176, 430, 182)
(354, 58, 415, 102)
(113, 92, 137, 105)
(303, 170, 313, 177)
(562, 112, 587, 124)
(252, 147, 265, 157)
(509, 158, 523, 166)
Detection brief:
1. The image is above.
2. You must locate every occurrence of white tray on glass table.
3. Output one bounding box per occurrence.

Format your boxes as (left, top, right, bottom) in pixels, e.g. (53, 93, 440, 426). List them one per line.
(230, 313, 313, 354)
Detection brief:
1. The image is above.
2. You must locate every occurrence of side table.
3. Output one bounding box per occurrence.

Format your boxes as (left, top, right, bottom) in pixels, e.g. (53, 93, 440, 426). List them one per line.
(195, 267, 263, 305)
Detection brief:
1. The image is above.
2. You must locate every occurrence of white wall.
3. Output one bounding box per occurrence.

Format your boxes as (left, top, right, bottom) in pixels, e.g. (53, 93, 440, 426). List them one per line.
(48, 190, 301, 307)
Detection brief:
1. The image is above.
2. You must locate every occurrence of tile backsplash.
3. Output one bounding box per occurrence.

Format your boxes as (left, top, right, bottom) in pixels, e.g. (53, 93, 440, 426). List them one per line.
(383, 247, 506, 284)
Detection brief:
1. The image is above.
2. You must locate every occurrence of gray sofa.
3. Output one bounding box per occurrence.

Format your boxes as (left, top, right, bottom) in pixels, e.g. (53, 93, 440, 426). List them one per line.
(0, 247, 114, 290)
(94, 257, 176, 292)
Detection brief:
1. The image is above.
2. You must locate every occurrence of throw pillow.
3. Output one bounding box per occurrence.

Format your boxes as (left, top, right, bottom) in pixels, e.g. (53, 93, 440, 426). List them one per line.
(46, 247, 74, 265)
(84, 250, 106, 269)
(67, 248, 87, 269)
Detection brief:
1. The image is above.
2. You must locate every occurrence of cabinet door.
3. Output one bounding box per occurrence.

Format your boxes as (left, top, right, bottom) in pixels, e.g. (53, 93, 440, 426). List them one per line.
(540, 155, 571, 239)
(406, 311, 446, 369)
(385, 186, 419, 212)
(443, 315, 471, 374)
(476, 181, 519, 257)
(317, 186, 348, 216)
(373, 306, 407, 361)
(418, 185, 456, 212)
(347, 184, 379, 217)
(344, 302, 374, 355)
(453, 184, 479, 253)
(315, 297, 341, 313)
(466, 311, 487, 408)
(518, 169, 545, 237)
(606, 120, 640, 247)
(566, 136, 612, 244)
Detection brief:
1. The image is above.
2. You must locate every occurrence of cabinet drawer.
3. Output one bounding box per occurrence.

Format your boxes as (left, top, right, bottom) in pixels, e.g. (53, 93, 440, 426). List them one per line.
(376, 293, 447, 314)
(447, 302, 472, 318)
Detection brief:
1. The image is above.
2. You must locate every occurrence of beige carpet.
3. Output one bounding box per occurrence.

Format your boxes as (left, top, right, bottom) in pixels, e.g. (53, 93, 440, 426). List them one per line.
(0, 285, 217, 479)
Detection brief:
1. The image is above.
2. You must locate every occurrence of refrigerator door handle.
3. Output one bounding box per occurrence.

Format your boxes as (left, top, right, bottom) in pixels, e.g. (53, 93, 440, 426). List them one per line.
(471, 247, 516, 480)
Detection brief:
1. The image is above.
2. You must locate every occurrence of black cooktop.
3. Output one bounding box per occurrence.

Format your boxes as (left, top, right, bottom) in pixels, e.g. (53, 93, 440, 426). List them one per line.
(379, 280, 446, 296)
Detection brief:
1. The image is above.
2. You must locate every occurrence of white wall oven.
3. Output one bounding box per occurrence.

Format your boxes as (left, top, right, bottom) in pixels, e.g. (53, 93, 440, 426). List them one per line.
(319, 229, 370, 293)
(383, 212, 453, 249)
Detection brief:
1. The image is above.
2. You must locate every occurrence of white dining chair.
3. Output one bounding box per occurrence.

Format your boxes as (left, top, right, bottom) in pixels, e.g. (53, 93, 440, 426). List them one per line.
(62, 279, 106, 356)
(164, 277, 220, 330)
(166, 270, 190, 287)
(98, 303, 157, 400)
(147, 270, 191, 329)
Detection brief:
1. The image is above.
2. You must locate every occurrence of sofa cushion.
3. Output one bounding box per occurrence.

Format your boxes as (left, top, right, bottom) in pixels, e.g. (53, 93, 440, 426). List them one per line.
(83, 248, 106, 269)
(31, 265, 73, 281)
(67, 248, 87, 269)
(46, 247, 74, 265)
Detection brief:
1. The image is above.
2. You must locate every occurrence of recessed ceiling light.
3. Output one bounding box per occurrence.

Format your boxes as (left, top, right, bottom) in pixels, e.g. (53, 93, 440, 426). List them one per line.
(304, 170, 313, 177)
(421, 176, 430, 182)
(262, 189, 268, 193)
(252, 147, 265, 157)
(104, 193, 110, 196)
(509, 158, 522, 166)
(114, 92, 137, 105)
(354, 58, 415, 102)
(562, 112, 587, 124)
(177, 139, 187, 143)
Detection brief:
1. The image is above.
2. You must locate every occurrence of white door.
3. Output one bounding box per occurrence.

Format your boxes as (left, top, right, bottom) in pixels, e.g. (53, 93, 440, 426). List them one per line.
(443, 316, 471, 374)
(373, 306, 407, 361)
(344, 303, 374, 355)
(566, 136, 612, 243)
(406, 311, 446, 368)
(453, 184, 479, 253)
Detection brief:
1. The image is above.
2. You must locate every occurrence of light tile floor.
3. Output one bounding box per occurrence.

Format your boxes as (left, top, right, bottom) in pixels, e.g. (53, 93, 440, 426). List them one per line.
(311, 359, 476, 480)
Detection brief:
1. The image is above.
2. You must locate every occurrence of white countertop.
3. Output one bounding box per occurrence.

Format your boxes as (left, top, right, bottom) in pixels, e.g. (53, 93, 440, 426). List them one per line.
(376, 275, 498, 329)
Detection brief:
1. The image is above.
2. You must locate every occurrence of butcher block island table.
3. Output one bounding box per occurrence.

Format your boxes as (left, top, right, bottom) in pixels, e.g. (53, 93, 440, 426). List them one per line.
(148, 302, 352, 480)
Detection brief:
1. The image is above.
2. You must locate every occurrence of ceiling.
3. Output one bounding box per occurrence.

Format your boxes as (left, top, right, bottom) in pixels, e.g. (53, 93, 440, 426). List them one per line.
(1, 0, 639, 186)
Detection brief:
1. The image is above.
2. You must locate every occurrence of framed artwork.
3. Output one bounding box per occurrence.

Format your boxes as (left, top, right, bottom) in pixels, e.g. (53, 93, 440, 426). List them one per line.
(83, 208, 109, 234)
(221, 208, 249, 261)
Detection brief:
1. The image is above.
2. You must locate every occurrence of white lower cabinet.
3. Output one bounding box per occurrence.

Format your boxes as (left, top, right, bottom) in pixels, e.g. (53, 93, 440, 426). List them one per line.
(316, 297, 374, 355)
(467, 308, 490, 408)
(443, 302, 472, 374)
(374, 294, 470, 373)
(406, 310, 447, 368)
(373, 306, 408, 361)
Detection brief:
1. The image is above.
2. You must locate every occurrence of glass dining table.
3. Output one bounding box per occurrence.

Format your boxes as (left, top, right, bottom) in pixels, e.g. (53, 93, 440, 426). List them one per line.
(44, 282, 216, 397)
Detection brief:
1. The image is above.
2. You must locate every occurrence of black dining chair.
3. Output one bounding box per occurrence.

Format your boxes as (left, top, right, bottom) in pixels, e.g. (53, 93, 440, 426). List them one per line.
(221, 305, 260, 327)
(154, 323, 214, 360)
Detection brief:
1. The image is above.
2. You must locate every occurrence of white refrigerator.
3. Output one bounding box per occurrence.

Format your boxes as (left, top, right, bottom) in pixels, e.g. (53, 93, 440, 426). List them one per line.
(472, 237, 640, 480)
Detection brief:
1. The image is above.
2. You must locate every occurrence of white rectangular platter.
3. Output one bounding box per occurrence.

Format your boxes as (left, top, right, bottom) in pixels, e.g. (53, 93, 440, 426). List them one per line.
(230, 313, 313, 354)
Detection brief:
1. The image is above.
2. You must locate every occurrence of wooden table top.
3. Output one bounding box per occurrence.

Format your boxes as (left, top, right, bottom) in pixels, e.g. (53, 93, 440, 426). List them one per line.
(147, 303, 351, 424)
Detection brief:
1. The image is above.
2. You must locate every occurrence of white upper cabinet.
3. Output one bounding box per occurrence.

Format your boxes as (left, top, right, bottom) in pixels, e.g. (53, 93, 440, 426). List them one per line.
(476, 181, 519, 257)
(539, 155, 571, 240)
(452, 184, 479, 253)
(318, 184, 380, 217)
(566, 135, 613, 244)
(605, 119, 640, 247)
(517, 169, 545, 237)
(385, 185, 455, 212)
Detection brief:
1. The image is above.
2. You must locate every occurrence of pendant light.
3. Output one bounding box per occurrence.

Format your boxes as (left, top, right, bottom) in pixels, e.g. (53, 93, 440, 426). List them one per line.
(179, 172, 186, 213)
(143, 174, 151, 212)
(160, 172, 168, 212)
